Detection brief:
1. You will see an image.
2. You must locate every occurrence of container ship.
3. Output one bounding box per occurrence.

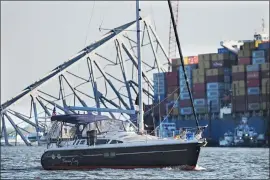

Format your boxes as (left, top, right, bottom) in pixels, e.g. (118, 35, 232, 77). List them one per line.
(143, 26, 270, 147)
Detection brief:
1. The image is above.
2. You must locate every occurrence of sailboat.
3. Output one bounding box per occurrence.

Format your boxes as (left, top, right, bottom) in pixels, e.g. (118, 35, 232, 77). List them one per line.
(40, 0, 207, 170)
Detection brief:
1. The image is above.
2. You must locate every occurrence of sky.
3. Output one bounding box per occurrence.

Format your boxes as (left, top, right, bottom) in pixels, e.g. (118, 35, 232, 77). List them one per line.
(1, 1, 269, 128)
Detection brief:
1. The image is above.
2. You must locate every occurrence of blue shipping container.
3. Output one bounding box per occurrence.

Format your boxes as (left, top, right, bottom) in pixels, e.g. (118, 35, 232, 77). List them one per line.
(179, 72, 192, 79)
(247, 87, 260, 95)
(207, 98, 220, 105)
(258, 42, 270, 50)
(180, 79, 192, 86)
(252, 57, 265, 64)
(208, 105, 220, 113)
(224, 75, 231, 83)
(218, 48, 230, 54)
(224, 83, 231, 90)
(154, 94, 165, 103)
(246, 64, 260, 72)
(194, 98, 206, 106)
(207, 90, 224, 98)
(180, 107, 193, 115)
(207, 82, 224, 90)
(223, 68, 232, 76)
(180, 92, 191, 100)
(252, 50, 265, 58)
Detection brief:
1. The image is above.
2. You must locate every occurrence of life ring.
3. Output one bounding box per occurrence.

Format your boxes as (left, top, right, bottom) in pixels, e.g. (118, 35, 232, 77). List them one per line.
(174, 135, 180, 139)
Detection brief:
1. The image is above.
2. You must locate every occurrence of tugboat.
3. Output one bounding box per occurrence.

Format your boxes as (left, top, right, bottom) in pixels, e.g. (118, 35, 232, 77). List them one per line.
(219, 117, 266, 147)
(40, 0, 208, 170)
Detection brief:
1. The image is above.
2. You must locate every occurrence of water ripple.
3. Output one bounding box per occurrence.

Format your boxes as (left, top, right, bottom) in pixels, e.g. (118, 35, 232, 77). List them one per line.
(0, 146, 269, 179)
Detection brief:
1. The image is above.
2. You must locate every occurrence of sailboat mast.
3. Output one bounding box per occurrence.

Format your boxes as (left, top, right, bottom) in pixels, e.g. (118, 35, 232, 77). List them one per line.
(136, 0, 144, 133)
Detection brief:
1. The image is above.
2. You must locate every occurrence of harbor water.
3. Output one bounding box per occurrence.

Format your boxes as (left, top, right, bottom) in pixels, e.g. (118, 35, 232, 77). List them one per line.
(1, 146, 269, 179)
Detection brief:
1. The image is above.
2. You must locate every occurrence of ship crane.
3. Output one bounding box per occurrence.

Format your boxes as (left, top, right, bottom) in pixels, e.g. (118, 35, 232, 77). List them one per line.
(220, 18, 269, 54)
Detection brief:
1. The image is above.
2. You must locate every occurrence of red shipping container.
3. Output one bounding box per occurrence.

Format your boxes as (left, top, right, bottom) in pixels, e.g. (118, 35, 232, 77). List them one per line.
(261, 71, 270, 79)
(247, 95, 261, 103)
(206, 75, 224, 82)
(246, 71, 260, 80)
(232, 72, 245, 81)
(238, 57, 251, 65)
(247, 79, 260, 87)
(232, 95, 246, 102)
(193, 91, 206, 99)
(167, 86, 179, 94)
(232, 102, 246, 112)
(165, 72, 178, 86)
(179, 99, 192, 107)
(153, 101, 166, 116)
(188, 56, 199, 64)
(193, 83, 206, 92)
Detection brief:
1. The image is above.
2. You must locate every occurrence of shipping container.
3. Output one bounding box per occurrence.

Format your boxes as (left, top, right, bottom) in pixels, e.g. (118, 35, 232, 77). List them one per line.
(211, 53, 219, 61)
(232, 80, 245, 88)
(261, 71, 270, 78)
(207, 97, 219, 105)
(171, 58, 179, 66)
(198, 54, 211, 61)
(248, 103, 260, 111)
(184, 57, 189, 65)
(246, 72, 260, 80)
(207, 82, 224, 90)
(206, 75, 224, 82)
(180, 92, 191, 100)
(192, 69, 205, 77)
(238, 57, 251, 65)
(243, 41, 256, 50)
(179, 78, 192, 86)
(193, 76, 205, 84)
(232, 88, 246, 96)
(179, 99, 192, 107)
(167, 93, 175, 101)
(262, 78, 270, 94)
(224, 75, 231, 83)
(179, 72, 192, 79)
(261, 63, 269, 71)
(154, 94, 166, 103)
(206, 68, 224, 76)
(198, 60, 211, 69)
(247, 79, 260, 87)
(247, 95, 261, 103)
(232, 95, 246, 102)
(207, 90, 224, 98)
(172, 107, 179, 116)
(238, 50, 252, 58)
(194, 106, 207, 114)
(224, 83, 231, 90)
(192, 91, 206, 99)
(172, 66, 178, 72)
(262, 102, 270, 110)
(208, 105, 220, 113)
(167, 86, 179, 94)
(165, 72, 178, 86)
(252, 50, 266, 58)
(154, 86, 166, 95)
(188, 56, 199, 64)
(232, 65, 245, 73)
(193, 83, 206, 92)
(232, 103, 246, 112)
(252, 57, 265, 64)
(258, 42, 270, 50)
(232, 72, 245, 81)
(223, 68, 232, 76)
(247, 87, 260, 95)
(180, 107, 193, 115)
(194, 98, 206, 106)
(180, 86, 190, 93)
(218, 48, 230, 54)
(246, 64, 260, 72)
(211, 60, 233, 68)
(153, 101, 166, 116)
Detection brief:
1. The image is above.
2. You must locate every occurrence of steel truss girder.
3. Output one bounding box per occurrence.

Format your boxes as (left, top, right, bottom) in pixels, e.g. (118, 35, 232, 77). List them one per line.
(3, 112, 31, 146)
(1, 115, 11, 146)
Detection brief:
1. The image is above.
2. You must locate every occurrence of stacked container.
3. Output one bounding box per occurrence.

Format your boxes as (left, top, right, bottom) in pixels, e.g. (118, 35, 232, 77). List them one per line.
(252, 49, 267, 65)
(192, 69, 207, 114)
(232, 65, 246, 112)
(246, 64, 261, 111)
(165, 72, 179, 116)
(179, 65, 197, 115)
(153, 73, 166, 103)
(261, 63, 270, 110)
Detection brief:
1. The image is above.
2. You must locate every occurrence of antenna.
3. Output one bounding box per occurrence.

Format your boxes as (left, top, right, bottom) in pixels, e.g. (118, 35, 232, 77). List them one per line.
(262, 18, 264, 32)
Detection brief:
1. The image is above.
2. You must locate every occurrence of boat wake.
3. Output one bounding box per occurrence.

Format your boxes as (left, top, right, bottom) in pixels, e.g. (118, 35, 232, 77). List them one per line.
(162, 165, 206, 171)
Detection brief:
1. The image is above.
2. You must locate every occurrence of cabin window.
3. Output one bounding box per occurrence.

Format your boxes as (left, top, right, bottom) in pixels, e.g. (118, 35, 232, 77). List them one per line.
(80, 140, 86, 145)
(75, 140, 80, 145)
(110, 140, 123, 144)
(96, 139, 110, 145)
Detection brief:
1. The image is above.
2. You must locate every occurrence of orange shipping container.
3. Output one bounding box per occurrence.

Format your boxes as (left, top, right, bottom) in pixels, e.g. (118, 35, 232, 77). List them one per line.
(184, 57, 189, 65)
(188, 56, 199, 64)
